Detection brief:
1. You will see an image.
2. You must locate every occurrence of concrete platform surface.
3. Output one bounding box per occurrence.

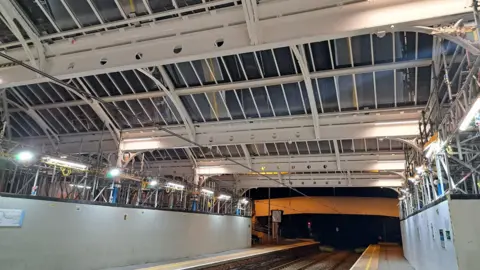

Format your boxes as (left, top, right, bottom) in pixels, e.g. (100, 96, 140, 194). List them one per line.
(350, 244, 413, 270)
(104, 241, 317, 270)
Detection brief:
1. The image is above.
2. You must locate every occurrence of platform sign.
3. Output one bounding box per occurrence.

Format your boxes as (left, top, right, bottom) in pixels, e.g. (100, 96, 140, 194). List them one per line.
(271, 210, 283, 223)
(0, 209, 25, 227)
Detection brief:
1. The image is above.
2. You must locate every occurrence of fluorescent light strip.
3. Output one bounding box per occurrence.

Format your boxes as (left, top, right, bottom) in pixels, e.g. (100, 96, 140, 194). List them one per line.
(201, 188, 214, 195)
(218, 194, 231, 200)
(459, 97, 480, 131)
(42, 156, 88, 170)
(69, 184, 91, 189)
(167, 182, 184, 190)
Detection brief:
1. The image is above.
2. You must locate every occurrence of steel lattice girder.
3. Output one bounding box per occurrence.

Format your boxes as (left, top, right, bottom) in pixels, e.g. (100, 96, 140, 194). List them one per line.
(215, 173, 404, 188)
(18, 107, 421, 153)
(225, 174, 404, 188)
(0, 0, 468, 88)
(136, 152, 405, 176)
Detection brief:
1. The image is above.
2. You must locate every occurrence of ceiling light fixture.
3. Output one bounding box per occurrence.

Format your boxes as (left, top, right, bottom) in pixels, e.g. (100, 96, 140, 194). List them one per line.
(107, 168, 121, 177)
(166, 182, 184, 190)
(42, 156, 88, 170)
(15, 150, 35, 163)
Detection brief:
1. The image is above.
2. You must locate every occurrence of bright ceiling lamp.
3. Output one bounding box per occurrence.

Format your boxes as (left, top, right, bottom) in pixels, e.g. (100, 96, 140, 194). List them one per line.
(166, 182, 184, 190)
(218, 194, 231, 200)
(106, 168, 121, 177)
(201, 188, 214, 195)
(459, 97, 480, 131)
(15, 150, 35, 163)
(150, 180, 158, 186)
(415, 166, 425, 174)
(69, 184, 91, 189)
(42, 156, 88, 170)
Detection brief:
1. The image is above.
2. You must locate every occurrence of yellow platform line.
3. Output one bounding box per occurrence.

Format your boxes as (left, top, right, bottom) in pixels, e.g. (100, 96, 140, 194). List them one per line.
(365, 245, 377, 270)
(349, 244, 380, 270)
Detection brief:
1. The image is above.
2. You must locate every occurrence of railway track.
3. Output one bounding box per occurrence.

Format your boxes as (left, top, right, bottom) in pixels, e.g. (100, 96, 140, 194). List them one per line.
(270, 251, 359, 270)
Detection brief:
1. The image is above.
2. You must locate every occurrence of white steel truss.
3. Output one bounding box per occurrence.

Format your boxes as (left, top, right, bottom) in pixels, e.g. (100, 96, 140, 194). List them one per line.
(16, 107, 421, 154)
(133, 151, 405, 177)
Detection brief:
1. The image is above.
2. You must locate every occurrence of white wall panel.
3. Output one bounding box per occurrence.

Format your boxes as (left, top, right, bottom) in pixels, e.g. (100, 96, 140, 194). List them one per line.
(0, 196, 251, 270)
(449, 199, 480, 270)
(401, 199, 458, 270)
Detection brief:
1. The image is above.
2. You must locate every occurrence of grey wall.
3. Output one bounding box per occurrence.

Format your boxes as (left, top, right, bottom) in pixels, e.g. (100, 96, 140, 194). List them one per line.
(0, 195, 251, 270)
(401, 199, 458, 270)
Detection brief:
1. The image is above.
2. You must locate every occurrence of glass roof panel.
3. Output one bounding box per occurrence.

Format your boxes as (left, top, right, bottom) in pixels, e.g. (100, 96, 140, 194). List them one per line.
(372, 32, 394, 64)
(338, 75, 355, 110)
(267, 85, 290, 117)
(316, 78, 339, 113)
(356, 73, 375, 109)
(283, 83, 306, 115)
(351, 34, 372, 67)
(375, 70, 395, 107)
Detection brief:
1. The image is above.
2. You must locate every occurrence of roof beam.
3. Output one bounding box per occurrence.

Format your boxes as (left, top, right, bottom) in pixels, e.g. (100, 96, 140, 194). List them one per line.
(242, 0, 259, 45)
(332, 140, 342, 171)
(230, 175, 404, 188)
(74, 79, 121, 145)
(16, 107, 422, 154)
(135, 152, 405, 176)
(2, 59, 433, 112)
(0, 0, 468, 88)
(120, 122, 418, 152)
(291, 45, 320, 139)
(240, 144, 252, 168)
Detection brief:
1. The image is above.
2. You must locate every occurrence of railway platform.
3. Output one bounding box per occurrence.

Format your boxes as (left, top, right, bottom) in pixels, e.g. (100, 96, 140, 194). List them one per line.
(105, 241, 318, 270)
(349, 244, 413, 270)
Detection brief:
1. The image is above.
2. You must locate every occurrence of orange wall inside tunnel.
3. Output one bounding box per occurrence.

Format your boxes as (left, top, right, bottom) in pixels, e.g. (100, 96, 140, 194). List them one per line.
(254, 196, 399, 218)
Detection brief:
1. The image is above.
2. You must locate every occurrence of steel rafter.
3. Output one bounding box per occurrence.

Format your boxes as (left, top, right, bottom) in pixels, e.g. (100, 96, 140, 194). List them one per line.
(8, 89, 58, 147)
(137, 67, 196, 141)
(291, 45, 320, 139)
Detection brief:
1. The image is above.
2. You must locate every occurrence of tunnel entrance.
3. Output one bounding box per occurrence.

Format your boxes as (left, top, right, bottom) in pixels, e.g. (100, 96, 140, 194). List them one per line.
(257, 214, 401, 250)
